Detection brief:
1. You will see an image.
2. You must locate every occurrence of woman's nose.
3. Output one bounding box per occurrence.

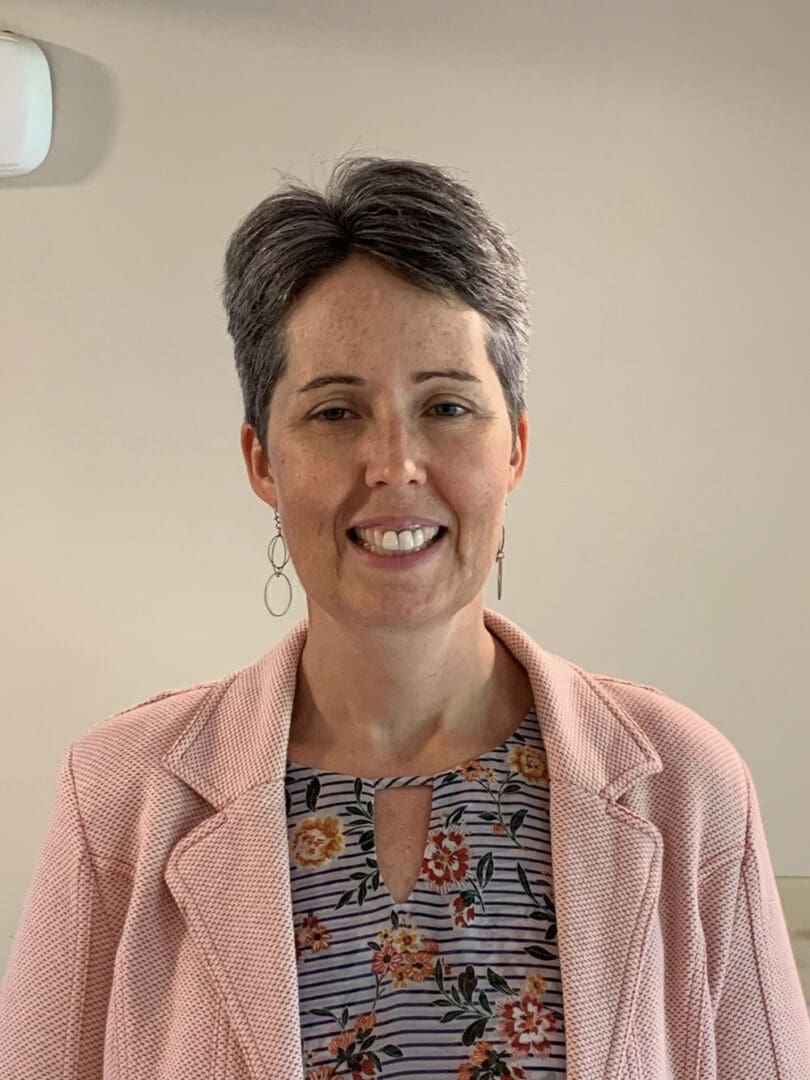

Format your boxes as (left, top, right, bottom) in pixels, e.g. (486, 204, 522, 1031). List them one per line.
(360, 420, 427, 487)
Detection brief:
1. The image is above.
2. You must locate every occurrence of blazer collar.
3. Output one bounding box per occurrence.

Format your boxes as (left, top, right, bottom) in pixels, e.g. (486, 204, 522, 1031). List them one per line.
(162, 608, 664, 1080)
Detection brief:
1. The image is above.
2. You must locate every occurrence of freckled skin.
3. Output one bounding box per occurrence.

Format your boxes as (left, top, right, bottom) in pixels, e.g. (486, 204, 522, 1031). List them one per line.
(241, 253, 528, 623)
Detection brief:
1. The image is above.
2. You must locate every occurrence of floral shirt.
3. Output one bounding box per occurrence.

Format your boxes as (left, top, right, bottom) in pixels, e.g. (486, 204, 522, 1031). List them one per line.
(285, 707, 567, 1080)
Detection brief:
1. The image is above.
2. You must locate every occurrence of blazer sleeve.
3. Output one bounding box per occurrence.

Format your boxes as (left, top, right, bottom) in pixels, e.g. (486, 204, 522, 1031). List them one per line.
(0, 745, 118, 1079)
(713, 758, 810, 1079)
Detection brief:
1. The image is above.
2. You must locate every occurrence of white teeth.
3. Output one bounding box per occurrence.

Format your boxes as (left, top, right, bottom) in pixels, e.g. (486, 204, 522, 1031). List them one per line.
(355, 525, 440, 554)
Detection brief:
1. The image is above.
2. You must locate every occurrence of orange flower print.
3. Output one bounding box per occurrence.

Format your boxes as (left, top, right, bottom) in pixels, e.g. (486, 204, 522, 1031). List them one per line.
(524, 974, 547, 996)
(451, 894, 475, 927)
(457, 759, 483, 780)
(470, 1039, 493, 1065)
(290, 814, 345, 868)
(457, 1041, 528, 1080)
(421, 826, 470, 893)
(391, 925, 422, 953)
(327, 1029, 356, 1055)
(352, 1011, 377, 1034)
(307, 1067, 336, 1080)
(457, 1040, 492, 1080)
(507, 744, 548, 783)
(390, 967, 411, 989)
(496, 988, 559, 1057)
(371, 942, 406, 977)
(400, 950, 437, 982)
(492, 822, 507, 835)
(297, 914, 331, 953)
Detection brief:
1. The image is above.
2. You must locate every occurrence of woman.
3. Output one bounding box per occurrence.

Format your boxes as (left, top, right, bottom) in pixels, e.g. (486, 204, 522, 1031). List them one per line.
(0, 157, 807, 1080)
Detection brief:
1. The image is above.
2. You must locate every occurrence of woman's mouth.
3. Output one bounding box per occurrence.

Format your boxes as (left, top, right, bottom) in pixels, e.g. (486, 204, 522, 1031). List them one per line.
(347, 525, 447, 560)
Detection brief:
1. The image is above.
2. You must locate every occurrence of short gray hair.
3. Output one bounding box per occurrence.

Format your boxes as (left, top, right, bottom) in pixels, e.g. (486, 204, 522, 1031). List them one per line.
(220, 156, 532, 458)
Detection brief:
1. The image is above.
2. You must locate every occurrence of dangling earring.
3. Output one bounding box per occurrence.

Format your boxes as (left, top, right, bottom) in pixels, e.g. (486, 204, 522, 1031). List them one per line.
(264, 507, 293, 617)
(496, 524, 506, 600)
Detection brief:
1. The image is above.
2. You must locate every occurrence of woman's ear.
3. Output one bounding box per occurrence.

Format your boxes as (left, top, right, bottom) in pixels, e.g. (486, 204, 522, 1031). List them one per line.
(508, 409, 530, 492)
(240, 421, 278, 510)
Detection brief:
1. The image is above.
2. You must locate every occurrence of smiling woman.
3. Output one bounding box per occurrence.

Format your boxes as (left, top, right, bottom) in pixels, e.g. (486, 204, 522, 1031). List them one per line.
(1, 155, 807, 1080)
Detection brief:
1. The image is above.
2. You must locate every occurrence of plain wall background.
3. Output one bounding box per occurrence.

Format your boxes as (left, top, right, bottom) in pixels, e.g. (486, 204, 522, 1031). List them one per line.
(2, 0, 808, 982)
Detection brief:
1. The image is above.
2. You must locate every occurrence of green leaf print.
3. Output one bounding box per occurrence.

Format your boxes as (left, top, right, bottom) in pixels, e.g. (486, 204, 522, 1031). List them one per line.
(380, 1045, 404, 1057)
(305, 776, 320, 811)
(486, 967, 513, 995)
(524, 944, 557, 961)
(354, 778, 363, 802)
(476, 851, 494, 889)
(440, 1009, 467, 1023)
(461, 1016, 488, 1046)
(458, 965, 477, 1002)
(509, 807, 528, 836)
(517, 862, 538, 903)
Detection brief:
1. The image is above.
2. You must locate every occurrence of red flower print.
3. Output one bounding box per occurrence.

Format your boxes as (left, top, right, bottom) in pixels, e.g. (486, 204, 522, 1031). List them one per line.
(496, 990, 559, 1057)
(351, 1060, 377, 1078)
(452, 894, 475, 927)
(421, 826, 470, 893)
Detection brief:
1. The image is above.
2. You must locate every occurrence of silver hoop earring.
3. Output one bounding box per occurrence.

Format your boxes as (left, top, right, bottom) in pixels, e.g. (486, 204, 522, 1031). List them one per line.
(264, 507, 293, 617)
(496, 523, 506, 600)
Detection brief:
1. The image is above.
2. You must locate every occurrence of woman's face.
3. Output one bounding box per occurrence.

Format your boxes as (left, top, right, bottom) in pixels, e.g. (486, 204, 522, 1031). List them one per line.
(242, 253, 529, 628)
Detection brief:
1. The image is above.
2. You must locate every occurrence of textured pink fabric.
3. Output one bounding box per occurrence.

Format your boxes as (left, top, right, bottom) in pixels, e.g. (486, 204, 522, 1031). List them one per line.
(1, 608, 807, 1079)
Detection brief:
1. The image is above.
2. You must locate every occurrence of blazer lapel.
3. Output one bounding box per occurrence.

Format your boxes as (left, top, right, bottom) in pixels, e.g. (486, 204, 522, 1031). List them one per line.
(162, 610, 663, 1080)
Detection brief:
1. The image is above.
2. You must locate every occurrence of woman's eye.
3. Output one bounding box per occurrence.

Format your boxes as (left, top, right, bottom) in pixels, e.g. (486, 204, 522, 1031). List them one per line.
(311, 402, 470, 422)
(432, 402, 469, 418)
(312, 406, 352, 422)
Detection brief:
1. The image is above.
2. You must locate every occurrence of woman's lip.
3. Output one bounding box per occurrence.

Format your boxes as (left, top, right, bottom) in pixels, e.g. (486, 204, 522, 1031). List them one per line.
(348, 517, 446, 531)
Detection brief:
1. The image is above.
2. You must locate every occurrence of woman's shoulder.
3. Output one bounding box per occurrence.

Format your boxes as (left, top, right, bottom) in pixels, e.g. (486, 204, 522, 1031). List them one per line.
(586, 668, 751, 859)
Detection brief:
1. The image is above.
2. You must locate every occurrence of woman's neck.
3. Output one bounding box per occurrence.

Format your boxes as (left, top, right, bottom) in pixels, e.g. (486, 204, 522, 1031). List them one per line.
(287, 603, 533, 775)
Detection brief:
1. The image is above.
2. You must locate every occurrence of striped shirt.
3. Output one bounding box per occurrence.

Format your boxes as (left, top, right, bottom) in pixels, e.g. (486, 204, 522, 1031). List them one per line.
(285, 708, 567, 1079)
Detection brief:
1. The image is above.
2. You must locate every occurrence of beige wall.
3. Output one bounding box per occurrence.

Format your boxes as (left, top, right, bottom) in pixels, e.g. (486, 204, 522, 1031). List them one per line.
(1, 1, 808, 996)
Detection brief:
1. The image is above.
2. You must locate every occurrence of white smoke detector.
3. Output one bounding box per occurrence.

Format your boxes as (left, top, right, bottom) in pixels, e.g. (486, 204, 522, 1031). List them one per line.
(0, 31, 53, 177)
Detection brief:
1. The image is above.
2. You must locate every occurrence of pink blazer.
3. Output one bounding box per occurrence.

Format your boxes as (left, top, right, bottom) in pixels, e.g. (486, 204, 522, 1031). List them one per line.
(1, 608, 808, 1079)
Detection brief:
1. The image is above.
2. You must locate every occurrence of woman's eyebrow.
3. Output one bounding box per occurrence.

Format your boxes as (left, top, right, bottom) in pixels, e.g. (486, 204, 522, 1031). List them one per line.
(296, 369, 482, 394)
